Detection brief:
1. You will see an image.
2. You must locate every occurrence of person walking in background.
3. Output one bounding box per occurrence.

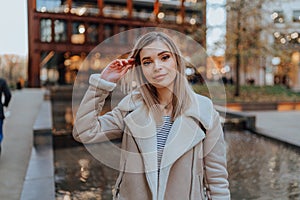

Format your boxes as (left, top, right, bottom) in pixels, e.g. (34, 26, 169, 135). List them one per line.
(0, 78, 11, 154)
(73, 31, 230, 199)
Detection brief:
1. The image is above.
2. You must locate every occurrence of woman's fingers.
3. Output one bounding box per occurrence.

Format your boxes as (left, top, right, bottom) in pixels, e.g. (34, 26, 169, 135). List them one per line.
(111, 59, 135, 70)
(120, 64, 133, 76)
(100, 58, 135, 82)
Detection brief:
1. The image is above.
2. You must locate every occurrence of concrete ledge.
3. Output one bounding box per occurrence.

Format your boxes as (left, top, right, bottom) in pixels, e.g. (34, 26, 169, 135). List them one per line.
(215, 105, 256, 130)
(226, 101, 300, 111)
(32, 100, 52, 134)
(20, 100, 55, 200)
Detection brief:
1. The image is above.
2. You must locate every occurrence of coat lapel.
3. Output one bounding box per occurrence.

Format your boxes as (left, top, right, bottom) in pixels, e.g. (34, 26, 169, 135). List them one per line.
(123, 104, 158, 197)
(160, 115, 206, 169)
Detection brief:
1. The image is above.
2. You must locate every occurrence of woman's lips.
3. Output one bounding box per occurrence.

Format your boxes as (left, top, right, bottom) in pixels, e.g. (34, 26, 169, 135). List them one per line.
(153, 74, 167, 80)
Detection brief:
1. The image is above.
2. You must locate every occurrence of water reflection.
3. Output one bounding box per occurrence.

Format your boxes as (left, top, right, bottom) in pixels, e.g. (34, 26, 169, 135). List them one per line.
(55, 146, 118, 200)
(226, 131, 300, 200)
(54, 130, 300, 199)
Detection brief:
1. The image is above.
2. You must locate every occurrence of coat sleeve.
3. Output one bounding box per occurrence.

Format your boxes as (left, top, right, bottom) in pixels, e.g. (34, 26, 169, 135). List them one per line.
(203, 109, 230, 200)
(73, 74, 125, 143)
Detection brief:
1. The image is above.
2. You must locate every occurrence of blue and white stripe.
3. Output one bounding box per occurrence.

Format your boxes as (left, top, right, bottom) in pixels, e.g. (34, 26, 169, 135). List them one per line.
(156, 116, 173, 169)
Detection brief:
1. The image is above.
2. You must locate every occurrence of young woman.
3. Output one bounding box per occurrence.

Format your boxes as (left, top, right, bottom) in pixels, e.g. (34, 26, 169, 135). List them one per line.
(73, 31, 230, 199)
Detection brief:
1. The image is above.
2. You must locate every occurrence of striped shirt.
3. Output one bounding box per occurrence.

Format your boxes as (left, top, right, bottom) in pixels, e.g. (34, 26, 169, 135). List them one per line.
(156, 116, 173, 169)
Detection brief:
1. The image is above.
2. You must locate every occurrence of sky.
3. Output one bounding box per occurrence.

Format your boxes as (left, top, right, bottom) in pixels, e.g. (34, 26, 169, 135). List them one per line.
(0, 0, 28, 56)
(0, 0, 225, 57)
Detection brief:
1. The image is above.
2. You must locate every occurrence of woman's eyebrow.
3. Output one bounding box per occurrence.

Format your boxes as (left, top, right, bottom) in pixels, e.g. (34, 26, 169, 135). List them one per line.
(141, 51, 171, 61)
(157, 51, 171, 56)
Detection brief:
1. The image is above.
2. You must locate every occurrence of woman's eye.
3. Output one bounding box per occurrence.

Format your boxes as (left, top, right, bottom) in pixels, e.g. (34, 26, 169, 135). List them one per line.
(142, 61, 151, 66)
(161, 55, 170, 61)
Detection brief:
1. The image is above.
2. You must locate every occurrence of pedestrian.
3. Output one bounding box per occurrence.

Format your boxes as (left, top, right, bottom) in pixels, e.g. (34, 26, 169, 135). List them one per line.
(73, 31, 230, 199)
(0, 78, 11, 154)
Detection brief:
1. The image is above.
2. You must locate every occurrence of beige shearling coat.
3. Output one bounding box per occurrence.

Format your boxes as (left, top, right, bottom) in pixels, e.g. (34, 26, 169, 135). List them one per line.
(73, 74, 230, 200)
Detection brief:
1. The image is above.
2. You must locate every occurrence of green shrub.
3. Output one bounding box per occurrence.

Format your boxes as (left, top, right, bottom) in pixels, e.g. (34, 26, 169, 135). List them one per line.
(192, 84, 300, 103)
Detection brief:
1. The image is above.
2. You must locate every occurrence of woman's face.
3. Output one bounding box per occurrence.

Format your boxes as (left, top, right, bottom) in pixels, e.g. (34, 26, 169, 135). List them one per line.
(139, 40, 177, 89)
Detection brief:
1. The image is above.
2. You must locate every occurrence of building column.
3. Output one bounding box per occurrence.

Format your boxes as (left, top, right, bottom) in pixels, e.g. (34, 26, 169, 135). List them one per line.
(28, 51, 41, 87)
(127, 0, 133, 18)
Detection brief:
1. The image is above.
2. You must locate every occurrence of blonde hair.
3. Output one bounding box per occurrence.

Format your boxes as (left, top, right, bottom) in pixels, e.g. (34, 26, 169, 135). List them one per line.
(123, 31, 193, 122)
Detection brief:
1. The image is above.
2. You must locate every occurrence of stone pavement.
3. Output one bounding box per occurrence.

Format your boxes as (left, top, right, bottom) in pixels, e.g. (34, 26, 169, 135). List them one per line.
(248, 110, 300, 148)
(0, 89, 45, 200)
(0, 88, 300, 200)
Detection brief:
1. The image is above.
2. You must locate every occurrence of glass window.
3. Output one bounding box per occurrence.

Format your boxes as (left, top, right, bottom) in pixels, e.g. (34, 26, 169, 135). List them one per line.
(271, 11, 284, 23)
(36, 0, 67, 13)
(40, 51, 60, 85)
(289, 32, 300, 44)
(273, 33, 287, 45)
(185, 1, 202, 25)
(160, 8, 177, 22)
(103, 1, 128, 18)
(87, 23, 99, 43)
(132, 1, 153, 20)
(159, 1, 180, 22)
(54, 20, 67, 42)
(71, 0, 99, 16)
(185, 11, 202, 25)
(71, 22, 85, 44)
(293, 10, 300, 22)
(131, 28, 141, 41)
(118, 26, 128, 44)
(40, 19, 52, 42)
(103, 24, 114, 42)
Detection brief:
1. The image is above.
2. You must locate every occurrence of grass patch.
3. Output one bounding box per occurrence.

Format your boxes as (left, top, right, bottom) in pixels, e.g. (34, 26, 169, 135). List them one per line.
(192, 84, 300, 103)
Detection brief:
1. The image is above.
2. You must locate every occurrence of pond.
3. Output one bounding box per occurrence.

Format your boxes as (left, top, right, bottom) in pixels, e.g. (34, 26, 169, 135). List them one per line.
(54, 130, 300, 200)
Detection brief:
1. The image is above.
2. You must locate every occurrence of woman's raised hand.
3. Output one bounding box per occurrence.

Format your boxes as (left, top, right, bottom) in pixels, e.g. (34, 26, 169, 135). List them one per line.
(100, 58, 135, 83)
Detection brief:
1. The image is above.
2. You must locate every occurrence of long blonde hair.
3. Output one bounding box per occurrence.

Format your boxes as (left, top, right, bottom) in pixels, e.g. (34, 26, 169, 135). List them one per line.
(124, 31, 193, 122)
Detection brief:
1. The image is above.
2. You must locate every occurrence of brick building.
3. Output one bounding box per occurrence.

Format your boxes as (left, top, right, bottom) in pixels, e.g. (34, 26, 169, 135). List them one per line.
(27, 0, 206, 87)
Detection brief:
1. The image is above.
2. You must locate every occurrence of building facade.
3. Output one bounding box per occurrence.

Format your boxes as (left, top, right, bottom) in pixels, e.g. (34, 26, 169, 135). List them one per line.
(27, 0, 206, 87)
(262, 0, 300, 90)
(226, 0, 300, 89)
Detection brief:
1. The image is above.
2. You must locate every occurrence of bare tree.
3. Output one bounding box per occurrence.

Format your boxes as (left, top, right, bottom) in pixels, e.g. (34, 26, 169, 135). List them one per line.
(225, 0, 283, 95)
(0, 55, 27, 88)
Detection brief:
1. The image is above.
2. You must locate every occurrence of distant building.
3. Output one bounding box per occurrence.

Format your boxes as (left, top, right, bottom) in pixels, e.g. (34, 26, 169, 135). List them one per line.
(27, 0, 206, 87)
(226, 0, 300, 89)
(262, 0, 300, 90)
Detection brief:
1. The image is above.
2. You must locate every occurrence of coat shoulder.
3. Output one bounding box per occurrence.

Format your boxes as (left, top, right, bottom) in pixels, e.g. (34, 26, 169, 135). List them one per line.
(117, 90, 143, 112)
(187, 93, 216, 130)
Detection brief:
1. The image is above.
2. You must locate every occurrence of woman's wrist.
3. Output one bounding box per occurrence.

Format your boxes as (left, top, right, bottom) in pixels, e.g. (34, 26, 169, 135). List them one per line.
(99, 74, 114, 83)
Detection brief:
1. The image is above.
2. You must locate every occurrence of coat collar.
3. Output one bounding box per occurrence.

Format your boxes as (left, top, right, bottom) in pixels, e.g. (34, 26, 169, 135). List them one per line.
(120, 91, 215, 196)
(119, 91, 214, 130)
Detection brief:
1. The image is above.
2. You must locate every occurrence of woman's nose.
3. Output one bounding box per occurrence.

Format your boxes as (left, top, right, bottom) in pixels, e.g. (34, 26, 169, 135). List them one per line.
(153, 60, 162, 71)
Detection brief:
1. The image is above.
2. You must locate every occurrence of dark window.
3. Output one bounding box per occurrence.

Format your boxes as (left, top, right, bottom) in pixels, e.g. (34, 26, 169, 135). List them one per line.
(293, 10, 300, 22)
(118, 26, 128, 44)
(289, 32, 300, 44)
(87, 23, 99, 43)
(71, 22, 85, 44)
(71, 0, 99, 16)
(103, 1, 128, 18)
(271, 11, 284, 23)
(104, 24, 114, 42)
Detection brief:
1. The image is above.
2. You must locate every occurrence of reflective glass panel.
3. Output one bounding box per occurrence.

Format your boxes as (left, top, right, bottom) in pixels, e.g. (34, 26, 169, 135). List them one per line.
(36, 0, 67, 13)
(87, 23, 99, 43)
(54, 20, 67, 42)
(71, 0, 99, 16)
(71, 22, 85, 44)
(40, 19, 52, 42)
(293, 10, 300, 22)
